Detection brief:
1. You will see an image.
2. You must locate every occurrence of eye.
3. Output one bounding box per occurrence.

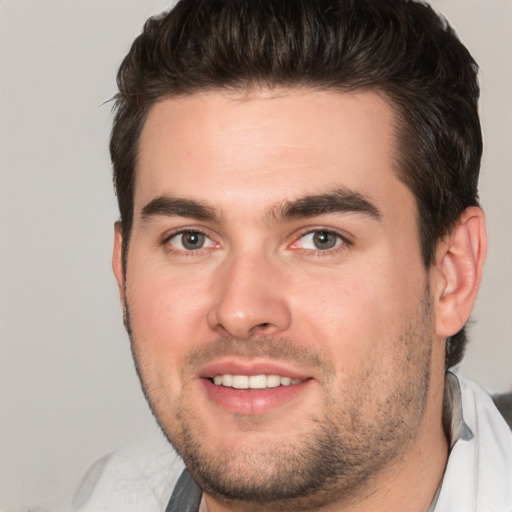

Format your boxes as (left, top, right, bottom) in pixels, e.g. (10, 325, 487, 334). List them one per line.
(167, 231, 214, 251)
(297, 230, 344, 251)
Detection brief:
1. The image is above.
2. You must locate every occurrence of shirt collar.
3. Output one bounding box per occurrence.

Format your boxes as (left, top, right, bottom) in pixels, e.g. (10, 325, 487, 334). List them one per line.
(443, 370, 473, 449)
(427, 371, 473, 511)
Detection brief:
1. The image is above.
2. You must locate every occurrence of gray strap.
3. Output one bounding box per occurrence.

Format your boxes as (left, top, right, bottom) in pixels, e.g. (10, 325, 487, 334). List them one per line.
(165, 468, 203, 512)
(493, 392, 512, 430)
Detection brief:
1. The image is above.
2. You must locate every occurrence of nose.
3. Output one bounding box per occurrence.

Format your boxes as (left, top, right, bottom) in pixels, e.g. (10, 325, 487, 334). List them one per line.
(207, 252, 292, 339)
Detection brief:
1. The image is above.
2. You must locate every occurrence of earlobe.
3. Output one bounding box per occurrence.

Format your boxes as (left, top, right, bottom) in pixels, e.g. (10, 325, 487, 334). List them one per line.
(112, 221, 126, 296)
(433, 207, 487, 337)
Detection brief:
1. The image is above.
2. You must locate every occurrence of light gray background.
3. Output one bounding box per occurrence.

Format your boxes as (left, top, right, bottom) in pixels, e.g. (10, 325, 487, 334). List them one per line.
(1, 0, 511, 510)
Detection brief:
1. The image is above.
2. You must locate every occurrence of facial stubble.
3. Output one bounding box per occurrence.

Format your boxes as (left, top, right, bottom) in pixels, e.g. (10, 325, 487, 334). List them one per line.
(126, 291, 433, 511)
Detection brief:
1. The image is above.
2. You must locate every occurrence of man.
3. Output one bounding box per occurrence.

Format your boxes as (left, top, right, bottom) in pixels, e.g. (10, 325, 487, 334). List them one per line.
(74, 0, 512, 510)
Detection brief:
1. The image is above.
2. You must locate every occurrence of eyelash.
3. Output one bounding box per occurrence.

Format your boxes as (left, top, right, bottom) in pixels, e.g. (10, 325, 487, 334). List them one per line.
(162, 228, 217, 256)
(291, 228, 352, 256)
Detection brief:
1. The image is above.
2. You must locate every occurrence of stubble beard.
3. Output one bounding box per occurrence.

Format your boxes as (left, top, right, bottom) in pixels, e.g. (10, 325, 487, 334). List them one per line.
(127, 291, 434, 511)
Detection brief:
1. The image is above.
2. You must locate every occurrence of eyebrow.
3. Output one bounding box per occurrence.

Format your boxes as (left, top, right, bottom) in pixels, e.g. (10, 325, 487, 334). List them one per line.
(141, 196, 220, 223)
(276, 188, 381, 222)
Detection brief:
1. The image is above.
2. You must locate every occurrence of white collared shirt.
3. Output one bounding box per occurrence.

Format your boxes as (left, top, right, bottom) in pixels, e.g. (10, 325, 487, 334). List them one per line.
(431, 373, 512, 511)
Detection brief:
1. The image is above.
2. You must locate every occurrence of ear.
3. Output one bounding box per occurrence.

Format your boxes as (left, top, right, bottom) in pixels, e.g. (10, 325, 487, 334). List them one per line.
(432, 207, 487, 337)
(112, 221, 126, 299)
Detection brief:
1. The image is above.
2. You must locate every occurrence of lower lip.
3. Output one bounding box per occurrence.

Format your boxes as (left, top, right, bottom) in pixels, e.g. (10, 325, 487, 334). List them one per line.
(201, 378, 311, 415)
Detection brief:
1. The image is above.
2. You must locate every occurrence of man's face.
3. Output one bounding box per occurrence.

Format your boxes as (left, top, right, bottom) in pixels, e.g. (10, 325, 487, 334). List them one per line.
(116, 89, 442, 508)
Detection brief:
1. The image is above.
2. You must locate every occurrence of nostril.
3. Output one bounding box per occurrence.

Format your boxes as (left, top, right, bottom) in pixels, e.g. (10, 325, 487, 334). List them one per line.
(251, 322, 272, 333)
(248, 322, 273, 336)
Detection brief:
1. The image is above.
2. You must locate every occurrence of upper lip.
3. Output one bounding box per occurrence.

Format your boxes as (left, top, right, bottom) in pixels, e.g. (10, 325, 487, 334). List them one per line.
(197, 358, 310, 380)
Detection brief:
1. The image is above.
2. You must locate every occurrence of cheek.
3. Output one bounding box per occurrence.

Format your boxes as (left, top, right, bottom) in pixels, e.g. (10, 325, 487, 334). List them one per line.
(289, 259, 425, 380)
(125, 267, 212, 365)
(292, 273, 383, 367)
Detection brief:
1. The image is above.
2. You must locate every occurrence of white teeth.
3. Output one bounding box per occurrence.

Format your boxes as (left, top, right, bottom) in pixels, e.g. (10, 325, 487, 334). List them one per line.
(232, 375, 249, 389)
(266, 375, 281, 388)
(211, 374, 301, 389)
(249, 375, 267, 389)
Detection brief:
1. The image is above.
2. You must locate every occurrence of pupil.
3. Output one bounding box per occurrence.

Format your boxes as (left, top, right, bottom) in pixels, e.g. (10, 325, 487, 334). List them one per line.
(313, 231, 336, 249)
(183, 232, 204, 250)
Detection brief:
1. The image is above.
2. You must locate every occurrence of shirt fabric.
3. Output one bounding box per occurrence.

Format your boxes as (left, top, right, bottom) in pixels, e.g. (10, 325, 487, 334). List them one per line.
(73, 372, 512, 512)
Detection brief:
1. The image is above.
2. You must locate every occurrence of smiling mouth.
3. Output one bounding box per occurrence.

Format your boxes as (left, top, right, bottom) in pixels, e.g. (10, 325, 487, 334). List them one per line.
(210, 374, 302, 389)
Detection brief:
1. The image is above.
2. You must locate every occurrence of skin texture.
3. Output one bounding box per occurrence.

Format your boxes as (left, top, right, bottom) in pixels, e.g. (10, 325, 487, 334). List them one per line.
(113, 89, 486, 512)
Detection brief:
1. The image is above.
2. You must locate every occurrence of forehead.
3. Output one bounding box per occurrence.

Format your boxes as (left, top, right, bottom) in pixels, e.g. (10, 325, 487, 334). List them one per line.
(135, 88, 412, 217)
